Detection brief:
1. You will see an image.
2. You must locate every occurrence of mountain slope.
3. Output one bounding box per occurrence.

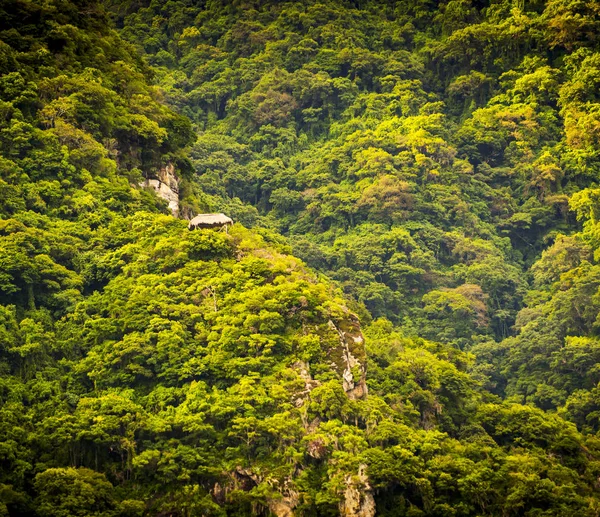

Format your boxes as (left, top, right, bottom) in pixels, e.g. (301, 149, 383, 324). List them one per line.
(110, 0, 600, 411)
(2, 0, 600, 516)
(110, 0, 600, 335)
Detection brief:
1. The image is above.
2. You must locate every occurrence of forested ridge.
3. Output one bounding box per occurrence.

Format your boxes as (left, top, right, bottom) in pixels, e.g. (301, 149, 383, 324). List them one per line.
(3, 0, 600, 515)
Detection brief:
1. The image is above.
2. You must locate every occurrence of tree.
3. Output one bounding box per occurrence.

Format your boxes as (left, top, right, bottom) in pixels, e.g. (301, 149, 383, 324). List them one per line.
(34, 467, 117, 517)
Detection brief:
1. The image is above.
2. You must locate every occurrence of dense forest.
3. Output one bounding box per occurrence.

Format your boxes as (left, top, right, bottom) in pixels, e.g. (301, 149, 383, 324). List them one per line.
(2, 0, 600, 515)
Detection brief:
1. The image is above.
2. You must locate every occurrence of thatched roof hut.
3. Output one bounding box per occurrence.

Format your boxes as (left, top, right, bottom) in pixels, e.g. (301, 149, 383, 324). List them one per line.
(188, 213, 233, 231)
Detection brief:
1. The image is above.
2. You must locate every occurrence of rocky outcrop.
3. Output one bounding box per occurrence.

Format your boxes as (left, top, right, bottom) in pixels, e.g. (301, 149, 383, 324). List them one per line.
(232, 466, 261, 491)
(328, 314, 368, 400)
(213, 468, 300, 517)
(291, 360, 320, 408)
(141, 163, 180, 216)
(269, 498, 297, 517)
(340, 464, 376, 517)
(289, 313, 367, 421)
(210, 314, 369, 516)
(268, 480, 300, 517)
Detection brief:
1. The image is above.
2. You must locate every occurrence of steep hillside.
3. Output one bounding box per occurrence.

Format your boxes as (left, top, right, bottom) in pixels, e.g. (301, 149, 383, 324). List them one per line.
(110, 0, 600, 408)
(2, 0, 600, 516)
(109, 0, 600, 333)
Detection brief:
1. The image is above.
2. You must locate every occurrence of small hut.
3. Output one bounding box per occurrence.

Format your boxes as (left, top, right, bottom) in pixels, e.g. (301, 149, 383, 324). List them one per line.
(188, 213, 233, 232)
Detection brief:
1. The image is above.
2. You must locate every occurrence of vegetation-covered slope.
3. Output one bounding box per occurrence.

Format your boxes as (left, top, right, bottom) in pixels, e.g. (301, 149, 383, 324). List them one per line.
(111, 0, 600, 408)
(3, 0, 600, 516)
(110, 0, 600, 334)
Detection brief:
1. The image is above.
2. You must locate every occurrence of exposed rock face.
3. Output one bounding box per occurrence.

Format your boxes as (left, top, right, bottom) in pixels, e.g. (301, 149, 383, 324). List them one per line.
(340, 464, 376, 517)
(211, 482, 226, 505)
(328, 314, 368, 400)
(268, 480, 300, 517)
(291, 360, 320, 408)
(212, 315, 370, 515)
(216, 468, 300, 517)
(269, 499, 297, 517)
(141, 163, 180, 216)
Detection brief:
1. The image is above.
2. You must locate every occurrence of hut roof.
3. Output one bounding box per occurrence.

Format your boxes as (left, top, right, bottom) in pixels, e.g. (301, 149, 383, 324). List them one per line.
(188, 213, 233, 229)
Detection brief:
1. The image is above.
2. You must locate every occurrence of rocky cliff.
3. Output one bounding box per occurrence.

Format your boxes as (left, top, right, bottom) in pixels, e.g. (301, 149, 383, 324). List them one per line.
(140, 163, 180, 216)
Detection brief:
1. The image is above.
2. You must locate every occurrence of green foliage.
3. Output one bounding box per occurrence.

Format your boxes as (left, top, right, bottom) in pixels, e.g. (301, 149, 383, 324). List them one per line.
(33, 467, 118, 517)
(3, 0, 600, 515)
(108, 0, 599, 336)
